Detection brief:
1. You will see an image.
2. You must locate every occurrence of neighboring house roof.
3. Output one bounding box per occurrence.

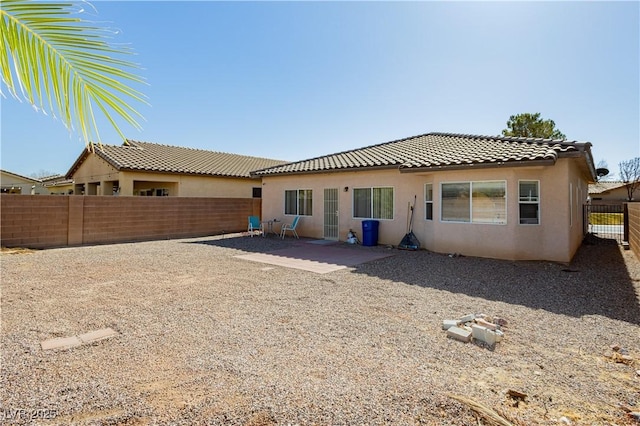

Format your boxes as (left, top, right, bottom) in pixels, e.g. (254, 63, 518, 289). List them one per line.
(252, 132, 596, 179)
(42, 175, 74, 188)
(588, 181, 628, 195)
(66, 140, 288, 179)
(40, 174, 65, 182)
(0, 169, 40, 183)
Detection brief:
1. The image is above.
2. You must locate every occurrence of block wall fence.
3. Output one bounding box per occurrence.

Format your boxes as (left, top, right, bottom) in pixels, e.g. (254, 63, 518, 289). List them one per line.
(628, 202, 640, 260)
(1, 195, 261, 249)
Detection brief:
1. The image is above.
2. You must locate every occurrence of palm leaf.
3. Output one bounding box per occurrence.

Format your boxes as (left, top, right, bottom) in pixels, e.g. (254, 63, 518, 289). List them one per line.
(0, 0, 147, 149)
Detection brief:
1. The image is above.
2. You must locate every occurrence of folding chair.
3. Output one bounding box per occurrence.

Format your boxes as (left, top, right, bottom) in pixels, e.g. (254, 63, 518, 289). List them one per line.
(247, 216, 263, 237)
(280, 216, 300, 239)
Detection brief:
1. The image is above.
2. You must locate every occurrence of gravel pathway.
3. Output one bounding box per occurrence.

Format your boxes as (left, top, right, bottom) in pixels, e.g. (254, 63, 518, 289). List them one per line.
(1, 236, 639, 425)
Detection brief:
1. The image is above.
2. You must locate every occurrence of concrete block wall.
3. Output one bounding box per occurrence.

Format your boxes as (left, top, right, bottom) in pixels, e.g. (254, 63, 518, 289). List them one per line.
(0, 195, 70, 248)
(1, 195, 261, 249)
(628, 202, 640, 260)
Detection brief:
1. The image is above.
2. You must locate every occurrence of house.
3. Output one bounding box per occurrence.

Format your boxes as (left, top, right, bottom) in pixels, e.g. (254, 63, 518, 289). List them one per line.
(589, 181, 635, 205)
(0, 169, 47, 195)
(253, 132, 597, 262)
(41, 174, 75, 195)
(66, 140, 287, 197)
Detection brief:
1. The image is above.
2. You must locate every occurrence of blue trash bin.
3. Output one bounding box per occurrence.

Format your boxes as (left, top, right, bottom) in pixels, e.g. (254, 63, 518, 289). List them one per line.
(362, 220, 379, 246)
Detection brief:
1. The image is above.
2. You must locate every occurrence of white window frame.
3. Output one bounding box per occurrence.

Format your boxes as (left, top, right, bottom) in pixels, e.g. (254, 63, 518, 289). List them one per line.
(440, 180, 507, 224)
(352, 186, 394, 220)
(284, 189, 313, 216)
(424, 183, 433, 221)
(518, 180, 540, 225)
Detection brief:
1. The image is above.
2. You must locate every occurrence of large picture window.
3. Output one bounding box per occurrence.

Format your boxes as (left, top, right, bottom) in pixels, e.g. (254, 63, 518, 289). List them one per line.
(441, 181, 506, 224)
(519, 181, 539, 225)
(353, 187, 393, 219)
(284, 189, 312, 216)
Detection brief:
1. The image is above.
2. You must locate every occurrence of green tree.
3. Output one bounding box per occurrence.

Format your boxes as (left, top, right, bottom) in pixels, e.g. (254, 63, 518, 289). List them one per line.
(619, 157, 640, 201)
(502, 113, 566, 140)
(0, 0, 146, 148)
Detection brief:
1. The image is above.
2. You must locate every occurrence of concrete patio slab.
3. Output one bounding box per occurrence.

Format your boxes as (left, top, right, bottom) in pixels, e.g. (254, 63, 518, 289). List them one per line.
(235, 244, 395, 274)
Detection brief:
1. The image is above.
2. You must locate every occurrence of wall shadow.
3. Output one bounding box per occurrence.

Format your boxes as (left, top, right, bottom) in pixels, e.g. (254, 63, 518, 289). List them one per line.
(350, 242, 640, 325)
(187, 235, 305, 253)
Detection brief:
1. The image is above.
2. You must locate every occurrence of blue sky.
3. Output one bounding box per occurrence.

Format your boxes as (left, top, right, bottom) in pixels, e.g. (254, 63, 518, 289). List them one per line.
(1, 1, 638, 179)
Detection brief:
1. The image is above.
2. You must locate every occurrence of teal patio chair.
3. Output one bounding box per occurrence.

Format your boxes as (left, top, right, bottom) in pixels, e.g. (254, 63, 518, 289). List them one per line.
(248, 216, 263, 237)
(280, 216, 300, 239)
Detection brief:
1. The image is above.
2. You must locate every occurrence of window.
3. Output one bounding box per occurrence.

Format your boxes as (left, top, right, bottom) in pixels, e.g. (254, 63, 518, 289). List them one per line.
(441, 181, 506, 224)
(353, 187, 393, 219)
(252, 187, 262, 198)
(284, 189, 312, 216)
(425, 183, 433, 220)
(519, 180, 539, 225)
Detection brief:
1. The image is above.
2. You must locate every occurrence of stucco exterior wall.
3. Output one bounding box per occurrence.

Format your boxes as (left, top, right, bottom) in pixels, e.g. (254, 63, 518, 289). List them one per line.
(591, 186, 634, 204)
(261, 158, 590, 262)
(119, 171, 260, 198)
(0, 171, 48, 195)
(70, 154, 262, 198)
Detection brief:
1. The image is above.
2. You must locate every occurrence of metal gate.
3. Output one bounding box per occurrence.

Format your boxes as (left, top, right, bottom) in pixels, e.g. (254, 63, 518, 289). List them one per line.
(583, 203, 627, 244)
(323, 188, 339, 240)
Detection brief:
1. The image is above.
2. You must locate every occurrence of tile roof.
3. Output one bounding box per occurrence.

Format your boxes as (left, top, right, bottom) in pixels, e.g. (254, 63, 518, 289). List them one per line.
(67, 140, 288, 179)
(252, 132, 594, 176)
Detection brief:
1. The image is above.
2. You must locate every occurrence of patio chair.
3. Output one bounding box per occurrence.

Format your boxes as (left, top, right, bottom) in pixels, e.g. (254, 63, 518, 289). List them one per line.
(280, 216, 300, 239)
(247, 216, 263, 237)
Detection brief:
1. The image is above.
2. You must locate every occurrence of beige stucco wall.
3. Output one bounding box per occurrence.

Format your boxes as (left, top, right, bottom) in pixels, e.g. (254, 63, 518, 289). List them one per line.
(70, 153, 262, 197)
(591, 186, 633, 203)
(70, 154, 120, 195)
(261, 158, 590, 262)
(0, 171, 47, 195)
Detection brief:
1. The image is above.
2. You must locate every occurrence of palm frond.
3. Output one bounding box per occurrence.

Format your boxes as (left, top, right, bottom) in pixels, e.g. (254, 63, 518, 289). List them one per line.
(0, 0, 147, 148)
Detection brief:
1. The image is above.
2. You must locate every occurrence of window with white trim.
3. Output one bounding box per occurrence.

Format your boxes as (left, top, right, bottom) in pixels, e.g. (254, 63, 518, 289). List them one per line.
(284, 189, 312, 216)
(519, 180, 539, 225)
(353, 187, 393, 219)
(425, 183, 433, 220)
(441, 181, 506, 224)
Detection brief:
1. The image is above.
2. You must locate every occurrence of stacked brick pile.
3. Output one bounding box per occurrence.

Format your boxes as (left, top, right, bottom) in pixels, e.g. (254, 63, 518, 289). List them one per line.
(443, 313, 506, 347)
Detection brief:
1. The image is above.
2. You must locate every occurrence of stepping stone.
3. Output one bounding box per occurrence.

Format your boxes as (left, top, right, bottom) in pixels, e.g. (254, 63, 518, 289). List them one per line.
(41, 336, 82, 351)
(78, 328, 118, 344)
(41, 328, 119, 350)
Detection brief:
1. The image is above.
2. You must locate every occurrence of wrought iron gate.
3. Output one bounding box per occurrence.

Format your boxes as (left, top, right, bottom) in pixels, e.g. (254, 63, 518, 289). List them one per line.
(583, 203, 627, 244)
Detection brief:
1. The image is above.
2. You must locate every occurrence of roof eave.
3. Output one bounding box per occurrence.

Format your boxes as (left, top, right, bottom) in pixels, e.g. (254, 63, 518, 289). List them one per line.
(255, 164, 401, 177)
(117, 167, 256, 179)
(399, 158, 557, 173)
(65, 145, 123, 179)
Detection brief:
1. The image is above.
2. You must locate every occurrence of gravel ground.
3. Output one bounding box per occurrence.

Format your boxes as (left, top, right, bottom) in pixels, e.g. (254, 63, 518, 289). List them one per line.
(1, 235, 639, 425)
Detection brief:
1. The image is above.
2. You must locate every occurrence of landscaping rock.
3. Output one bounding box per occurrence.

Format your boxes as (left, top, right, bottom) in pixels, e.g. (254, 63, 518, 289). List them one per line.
(458, 314, 476, 323)
(442, 320, 459, 330)
(447, 326, 472, 343)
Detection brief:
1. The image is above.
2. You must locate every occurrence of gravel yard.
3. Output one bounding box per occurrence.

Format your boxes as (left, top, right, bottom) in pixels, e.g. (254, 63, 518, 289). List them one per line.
(1, 235, 639, 425)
